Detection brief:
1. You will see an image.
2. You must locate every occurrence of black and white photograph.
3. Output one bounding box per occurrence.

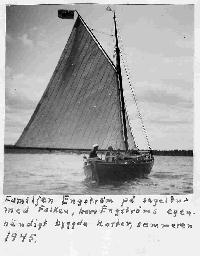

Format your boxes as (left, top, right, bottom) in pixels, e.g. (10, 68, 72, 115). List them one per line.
(4, 3, 193, 195)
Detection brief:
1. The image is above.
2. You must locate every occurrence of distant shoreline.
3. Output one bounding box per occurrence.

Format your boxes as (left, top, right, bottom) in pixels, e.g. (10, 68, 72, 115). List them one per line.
(4, 145, 193, 156)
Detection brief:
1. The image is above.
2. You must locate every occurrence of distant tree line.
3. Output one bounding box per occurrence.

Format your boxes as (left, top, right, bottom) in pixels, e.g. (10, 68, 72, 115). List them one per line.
(4, 145, 193, 156)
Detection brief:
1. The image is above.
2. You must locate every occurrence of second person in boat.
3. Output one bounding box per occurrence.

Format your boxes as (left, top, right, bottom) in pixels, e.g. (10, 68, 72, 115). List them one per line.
(105, 146, 115, 162)
(115, 149, 124, 163)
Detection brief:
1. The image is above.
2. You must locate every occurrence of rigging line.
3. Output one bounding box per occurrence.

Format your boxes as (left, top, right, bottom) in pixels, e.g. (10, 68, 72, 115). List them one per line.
(91, 28, 114, 37)
(121, 51, 151, 149)
(113, 15, 135, 149)
(121, 54, 151, 150)
(77, 12, 117, 73)
(114, 16, 151, 149)
(123, 98, 139, 149)
(122, 88, 137, 145)
(115, 22, 152, 150)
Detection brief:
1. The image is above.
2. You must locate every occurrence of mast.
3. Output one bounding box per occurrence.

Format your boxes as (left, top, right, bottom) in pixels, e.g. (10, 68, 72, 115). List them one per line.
(113, 11, 129, 151)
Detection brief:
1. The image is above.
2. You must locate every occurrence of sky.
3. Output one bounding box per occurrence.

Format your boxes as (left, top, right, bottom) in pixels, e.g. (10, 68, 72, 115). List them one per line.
(5, 4, 194, 150)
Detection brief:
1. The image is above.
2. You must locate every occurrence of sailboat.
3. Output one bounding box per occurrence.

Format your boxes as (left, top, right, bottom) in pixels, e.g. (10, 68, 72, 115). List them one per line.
(15, 8, 154, 183)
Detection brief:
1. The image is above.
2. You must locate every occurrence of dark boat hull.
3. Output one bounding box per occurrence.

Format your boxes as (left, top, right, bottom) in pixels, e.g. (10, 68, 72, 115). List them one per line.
(84, 158, 154, 184)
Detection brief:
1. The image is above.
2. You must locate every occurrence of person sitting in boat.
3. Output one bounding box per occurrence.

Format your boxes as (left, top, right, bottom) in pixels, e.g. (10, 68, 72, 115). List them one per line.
(130, 149, 140, 155)
(105, 146, 115, 162)
(89, 144, 99, 158)
(115, 149, 124, 163)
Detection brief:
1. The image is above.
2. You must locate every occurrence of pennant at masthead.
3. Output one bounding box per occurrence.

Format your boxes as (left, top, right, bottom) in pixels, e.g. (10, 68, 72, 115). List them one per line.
(58, 9, 75, 19)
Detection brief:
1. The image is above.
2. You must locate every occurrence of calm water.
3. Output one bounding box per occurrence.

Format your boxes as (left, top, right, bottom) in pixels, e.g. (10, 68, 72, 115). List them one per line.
(4, 153, 193, 195)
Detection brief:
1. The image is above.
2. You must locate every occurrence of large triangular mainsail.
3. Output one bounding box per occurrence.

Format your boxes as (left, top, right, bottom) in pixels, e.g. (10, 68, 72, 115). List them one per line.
(16, 16, 137, 150)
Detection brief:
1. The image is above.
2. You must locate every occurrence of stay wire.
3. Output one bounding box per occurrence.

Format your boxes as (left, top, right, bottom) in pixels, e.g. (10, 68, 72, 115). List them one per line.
(91, 28, 114, 37)
(115, 16, 152, 150)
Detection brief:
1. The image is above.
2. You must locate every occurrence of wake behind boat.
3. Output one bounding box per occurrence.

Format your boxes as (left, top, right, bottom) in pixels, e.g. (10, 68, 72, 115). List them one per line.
(15, 7, 154, 183)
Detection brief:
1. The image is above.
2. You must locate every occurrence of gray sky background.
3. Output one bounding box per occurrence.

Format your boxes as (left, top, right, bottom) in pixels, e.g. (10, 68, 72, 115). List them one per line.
(5, 4, 193, 150)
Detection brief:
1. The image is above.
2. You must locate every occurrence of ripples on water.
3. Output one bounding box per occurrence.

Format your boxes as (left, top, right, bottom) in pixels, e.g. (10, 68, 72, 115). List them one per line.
(4, 153, 193, 195)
